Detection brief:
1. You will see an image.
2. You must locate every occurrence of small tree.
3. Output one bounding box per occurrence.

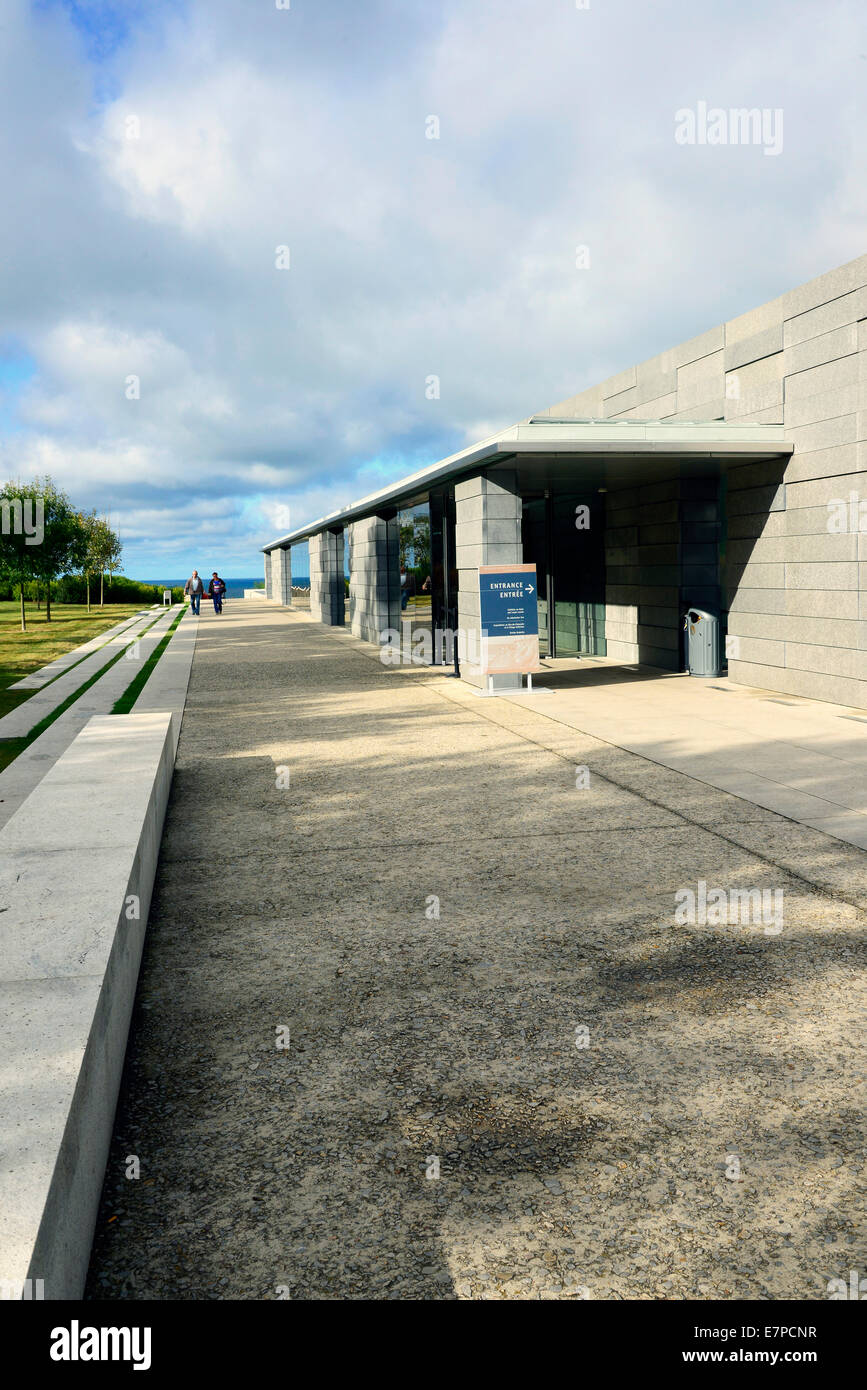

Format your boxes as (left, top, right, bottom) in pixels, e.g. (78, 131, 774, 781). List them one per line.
(79, 511, 101, 613)
(105, 526, 122, 591)
(94, 520, 122, 604)
(29, 476, 87, 622)
(79, 516, 121, 606)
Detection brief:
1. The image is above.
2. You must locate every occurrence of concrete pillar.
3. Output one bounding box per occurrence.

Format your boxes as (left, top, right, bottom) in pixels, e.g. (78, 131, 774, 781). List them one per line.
(348, 515, 400, 644)
(455, 469, 523, 690)
(264, 551, 273, 601)
(309, 529, 345, 625)
(272, 547, 292, 606)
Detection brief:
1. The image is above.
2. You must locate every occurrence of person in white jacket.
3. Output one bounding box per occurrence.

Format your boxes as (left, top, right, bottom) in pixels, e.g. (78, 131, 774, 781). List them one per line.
(184, 570, 204, 614)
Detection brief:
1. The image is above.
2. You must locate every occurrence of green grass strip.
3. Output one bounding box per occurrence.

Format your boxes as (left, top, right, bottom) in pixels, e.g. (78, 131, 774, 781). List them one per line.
(112, 606, 187, 714)
(0, 613, 167, 773)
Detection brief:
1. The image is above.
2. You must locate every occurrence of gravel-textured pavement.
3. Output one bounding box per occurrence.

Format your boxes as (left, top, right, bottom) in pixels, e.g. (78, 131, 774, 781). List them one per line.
(85, 600, 867, 1300)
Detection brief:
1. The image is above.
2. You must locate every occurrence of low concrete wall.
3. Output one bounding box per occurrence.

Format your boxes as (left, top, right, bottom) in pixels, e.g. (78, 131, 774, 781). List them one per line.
(0, 712, 174, 1299)
(243, 588, 267, 599)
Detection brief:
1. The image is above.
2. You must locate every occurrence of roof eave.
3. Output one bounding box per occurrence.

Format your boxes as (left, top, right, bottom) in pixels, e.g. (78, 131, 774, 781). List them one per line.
(262, 424, 793, 552)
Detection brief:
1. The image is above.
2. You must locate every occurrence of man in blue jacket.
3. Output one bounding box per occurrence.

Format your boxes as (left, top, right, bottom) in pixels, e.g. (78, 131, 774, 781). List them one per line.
(208, 572, 226, 614)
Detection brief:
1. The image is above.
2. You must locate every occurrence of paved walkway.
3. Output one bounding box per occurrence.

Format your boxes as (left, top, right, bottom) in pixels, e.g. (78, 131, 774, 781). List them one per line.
(516, 656, 867, 851)
(86, 602, 867, 1300)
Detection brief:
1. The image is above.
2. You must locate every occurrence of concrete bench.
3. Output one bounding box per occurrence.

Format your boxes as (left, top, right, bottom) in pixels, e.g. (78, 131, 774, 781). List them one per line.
(0, 712, 174, 1299)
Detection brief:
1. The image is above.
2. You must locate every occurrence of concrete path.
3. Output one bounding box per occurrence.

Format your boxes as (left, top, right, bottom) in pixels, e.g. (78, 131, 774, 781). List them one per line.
(513, 657, 867, 851)
(133, 608, 199, 758)
(86, 602, 866, 1301)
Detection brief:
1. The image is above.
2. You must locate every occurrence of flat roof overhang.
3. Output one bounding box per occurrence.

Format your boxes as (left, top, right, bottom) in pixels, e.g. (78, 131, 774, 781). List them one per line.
(263, 418, 793, 551)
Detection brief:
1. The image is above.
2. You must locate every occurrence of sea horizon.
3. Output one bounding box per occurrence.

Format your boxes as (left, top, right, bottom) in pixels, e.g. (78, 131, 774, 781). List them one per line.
(138, 576, 310, 597)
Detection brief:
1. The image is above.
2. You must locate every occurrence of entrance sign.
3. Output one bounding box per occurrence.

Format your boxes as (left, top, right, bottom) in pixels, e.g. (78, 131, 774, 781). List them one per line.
(478, 564, 541, 675)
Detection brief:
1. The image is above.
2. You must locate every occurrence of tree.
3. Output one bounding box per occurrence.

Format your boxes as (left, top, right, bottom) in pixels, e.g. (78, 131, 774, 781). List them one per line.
(105, 524, 123, 590)
(28, 476, 87, 622)
(78, 511, 101, 613)
(0, 479, 43, 631)
(88, 517, 121, 605)
(399, 513, 431, 574)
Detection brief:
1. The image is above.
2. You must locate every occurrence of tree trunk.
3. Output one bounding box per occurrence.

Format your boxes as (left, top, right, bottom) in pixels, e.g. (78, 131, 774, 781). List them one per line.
(20, 584, 26, 632)
(46, 582, 52, 622)
(36, 584, 41, 611)
(86, 573, 91, 613)
(100, 570, 104, 606)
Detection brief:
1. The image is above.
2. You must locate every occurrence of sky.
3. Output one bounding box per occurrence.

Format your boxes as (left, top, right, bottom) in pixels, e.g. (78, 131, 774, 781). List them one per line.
(0, 0, 865, 576)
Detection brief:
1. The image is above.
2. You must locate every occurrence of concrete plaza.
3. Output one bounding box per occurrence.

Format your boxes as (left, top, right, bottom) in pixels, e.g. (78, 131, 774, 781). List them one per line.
(86, 601, 867, 1300)
(513, 657, 867, 852)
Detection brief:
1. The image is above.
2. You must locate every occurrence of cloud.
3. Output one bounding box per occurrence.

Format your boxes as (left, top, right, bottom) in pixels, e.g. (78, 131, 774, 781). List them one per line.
(1, 0, 865, 572)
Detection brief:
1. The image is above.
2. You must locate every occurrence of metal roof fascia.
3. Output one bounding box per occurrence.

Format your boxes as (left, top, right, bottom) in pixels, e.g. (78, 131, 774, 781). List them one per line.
(505, 439, 794, 455)
(261, 439, 505, 551)
(262, 425, 792, 551)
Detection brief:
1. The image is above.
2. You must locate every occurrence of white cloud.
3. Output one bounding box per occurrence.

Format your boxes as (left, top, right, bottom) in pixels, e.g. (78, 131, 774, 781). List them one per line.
(1, 0, 865, 573)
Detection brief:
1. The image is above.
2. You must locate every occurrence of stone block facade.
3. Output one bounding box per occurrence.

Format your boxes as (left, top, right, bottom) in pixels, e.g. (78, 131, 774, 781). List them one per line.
(539, 253, 867, 706)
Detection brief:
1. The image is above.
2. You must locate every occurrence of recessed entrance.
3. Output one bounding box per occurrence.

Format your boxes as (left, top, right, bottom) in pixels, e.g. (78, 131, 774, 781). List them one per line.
(521, 491, 607, 659)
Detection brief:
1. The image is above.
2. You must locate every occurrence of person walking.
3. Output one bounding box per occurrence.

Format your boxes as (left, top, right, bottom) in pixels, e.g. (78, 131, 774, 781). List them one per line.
(208, 572, 226, 614)
(184, 569, 204, 614)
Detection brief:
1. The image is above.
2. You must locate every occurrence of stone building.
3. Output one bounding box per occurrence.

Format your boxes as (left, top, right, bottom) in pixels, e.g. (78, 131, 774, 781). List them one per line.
(263, 253, 867, 705)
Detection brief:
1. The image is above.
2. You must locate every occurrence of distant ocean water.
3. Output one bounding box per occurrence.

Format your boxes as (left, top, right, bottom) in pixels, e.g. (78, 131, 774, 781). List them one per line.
(141, 577, 310, 598)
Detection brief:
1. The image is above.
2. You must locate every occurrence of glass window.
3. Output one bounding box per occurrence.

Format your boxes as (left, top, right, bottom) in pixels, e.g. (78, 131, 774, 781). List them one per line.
(397, 503, 432, 620)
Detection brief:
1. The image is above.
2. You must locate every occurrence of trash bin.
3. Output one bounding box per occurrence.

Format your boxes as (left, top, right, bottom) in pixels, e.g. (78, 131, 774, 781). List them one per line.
(683, 608, 721, 677)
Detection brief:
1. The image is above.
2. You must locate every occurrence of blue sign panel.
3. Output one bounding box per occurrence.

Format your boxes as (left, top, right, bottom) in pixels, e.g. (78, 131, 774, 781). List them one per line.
(479, 568, 539, 638)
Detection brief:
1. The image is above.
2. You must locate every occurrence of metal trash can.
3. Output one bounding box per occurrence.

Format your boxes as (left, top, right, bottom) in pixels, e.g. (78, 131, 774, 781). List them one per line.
(683, 608, 721, 677)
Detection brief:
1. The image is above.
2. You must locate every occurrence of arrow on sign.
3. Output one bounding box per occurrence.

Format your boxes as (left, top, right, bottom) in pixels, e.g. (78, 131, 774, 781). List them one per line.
(526, 584, 535, 594)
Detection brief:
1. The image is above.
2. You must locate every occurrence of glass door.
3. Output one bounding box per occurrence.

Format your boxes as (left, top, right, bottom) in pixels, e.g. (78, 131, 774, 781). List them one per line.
(552, 492, 606, 656)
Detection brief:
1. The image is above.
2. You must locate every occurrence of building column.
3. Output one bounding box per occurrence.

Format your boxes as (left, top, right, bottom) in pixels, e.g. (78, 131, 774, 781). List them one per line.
(272, 546, 292, 606)
(309, 529, 345, 626)
(348, 515, 400, 645)
(455, 469, 523, 689)
(264, 551, 273, 601)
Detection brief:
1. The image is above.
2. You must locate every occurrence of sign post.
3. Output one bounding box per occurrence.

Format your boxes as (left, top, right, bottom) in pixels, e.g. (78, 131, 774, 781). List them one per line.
(477, 563, 546, 694)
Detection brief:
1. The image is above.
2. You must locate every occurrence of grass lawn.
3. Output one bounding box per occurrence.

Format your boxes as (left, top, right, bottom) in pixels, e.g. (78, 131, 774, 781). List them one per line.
(0, 601, 145, 723)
